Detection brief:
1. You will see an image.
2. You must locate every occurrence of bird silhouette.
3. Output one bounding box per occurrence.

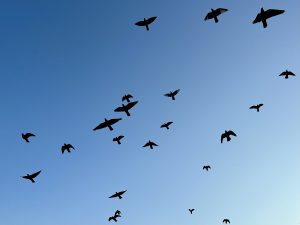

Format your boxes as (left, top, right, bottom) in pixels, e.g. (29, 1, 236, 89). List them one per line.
(279, 70, 296, 79)
(114, 101, 138, 116)
(189, 209, 195, 214)
(160, 121, 173, 129)
(253, 8, 285, 28)
(164, 89, 180, 100)
(61, 143, 75, 154)
(109, 190, 127, 199)
(93, 118, 122, 131)
(204, 8, 228, 23)
(223, 218, 230, 224)
(221, 130, 237, 143)
(22, 170, 41, 183)
(135, 16, 157, 31)
(203, 165, 211, 171)
(113, 135, 124, 145)
(122, 94, 133, 103)
(22, 133, 35, 143)
(143, 140, 158, 149)
(249, 104, 263, 112)
(108, 210, 122, 222)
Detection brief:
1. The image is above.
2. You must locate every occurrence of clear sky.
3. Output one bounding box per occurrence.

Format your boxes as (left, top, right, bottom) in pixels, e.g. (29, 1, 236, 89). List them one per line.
(0, 0, 299, 225)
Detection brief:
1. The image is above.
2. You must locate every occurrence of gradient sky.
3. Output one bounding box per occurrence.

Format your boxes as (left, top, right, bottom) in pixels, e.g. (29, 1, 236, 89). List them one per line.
(0, 0, 299, 225)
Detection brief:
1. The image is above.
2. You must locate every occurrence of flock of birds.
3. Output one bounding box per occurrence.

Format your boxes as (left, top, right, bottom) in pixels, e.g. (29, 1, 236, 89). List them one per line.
(19, 4, 297, 225)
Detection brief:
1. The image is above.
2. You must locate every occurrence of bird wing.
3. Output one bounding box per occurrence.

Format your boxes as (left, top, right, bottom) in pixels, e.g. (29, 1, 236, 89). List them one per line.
(151, 141, 158, 146)
(143, 142, 150, 147)
(287, 71, 295, 76)
(146, 16, 157, 24)
(221, 133, 226, 143)
(27, 133, 35, 137)
(114, 106, 125, 112)
(135, 20, 146, 26)
(119, 135, 124, 139)
(202, 166, 206, 170)
(249, 105, 256, 109)
(173, 89, 180, 95)
(228, 130, 237, 136)
(108, 118, 122, 125)
(160, 123, 166, 128)
(109, 193, 118, 198)
(258, 103, 264, 107)
(252, 13, 262, 24)
(31, 170, 41, 178)
(216, 8, 228, 15)
(126, 101, 138, 110)
(204, 12, 212, 20)
(67, 144, 74, 149)
(166, 121, 173, 126)
(265, 9, 285, 19)
(93, 121, 107, 130)
(164, 92, 172, 97)
(119, 190, 127, 195)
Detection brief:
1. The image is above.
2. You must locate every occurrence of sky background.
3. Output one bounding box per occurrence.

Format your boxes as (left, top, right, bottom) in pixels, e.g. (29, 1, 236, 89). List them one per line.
(0, 0, 299, 224)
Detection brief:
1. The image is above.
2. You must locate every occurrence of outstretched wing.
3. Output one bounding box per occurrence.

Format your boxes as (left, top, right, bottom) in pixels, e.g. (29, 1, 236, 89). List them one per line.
(108, 118, 122, 125)
(143, 142, 150, 147)
(146, 16, 157, 24)
(216, 8, 228, 15)
(164, 92, 172, 97)
(114, 106, 125, 112)
(221, 133, 226, 143)
(252, 13, 262, 24)
(93, 121, 107, 130)
(173, 89, 180, 95)
(265, 9, 285, 19)
(258, 103, 264, 107)
(204, 12, 213, 21)
(228, 130, 237, 136)
(166, 121, 173, 126)
(31, 170, 42, 178)
(126, 101, 138, 110)
(135, 20, 145, 26)
(287, 71, 295, 76)
(27, 133, 35, 137)
(151, 141, 158, 146)
(67, 144, 74, 149)
(249, 105, 257, 109)
(109, 193, 118, 198)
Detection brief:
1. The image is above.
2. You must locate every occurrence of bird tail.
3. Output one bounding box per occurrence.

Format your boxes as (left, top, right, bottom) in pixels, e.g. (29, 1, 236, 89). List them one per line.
(108, 125, 113, 131)
(171, 96, 175, 100)
(262, 18, 267, 28)
(117, 140, 121, 145)
(166, 126, 169, 129)
(146, 24, 149, 31)
(125, 110, 130, 116)
(214, 16, 219, 23)
(227, 136, 231, 142)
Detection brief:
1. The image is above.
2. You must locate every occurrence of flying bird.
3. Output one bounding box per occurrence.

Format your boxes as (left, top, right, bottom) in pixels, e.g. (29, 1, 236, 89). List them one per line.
(93, 118, 122, 131)
(221, 130, 237, 143)
(249, 104, 263, 112)
(253, 8, 285, 28)
(109, 190, 127, 199)
(204, 8, 228, 23)
(279, 70, 296, 79)
(203, 165, 211, 171)
(223, 218, 230, 224)
(22, 133, 35, 143)
(22, 170, 41, 183)
(108, 210, 122, 222)
(189, 209, 195, 214)
(113, 135, 124, 145)
(135, 16, 157, 31)
(164, 89, 180, 100)
(122, 94, 133, 103)
(160, 121, 173, 129)
(114, 101, 138, 116)
(143, 140, 158, 149)
(61, 143, 75, 154)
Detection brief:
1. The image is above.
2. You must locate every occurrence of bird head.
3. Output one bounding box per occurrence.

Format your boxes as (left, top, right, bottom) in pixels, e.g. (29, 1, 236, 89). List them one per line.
(260, 7, 265, 13)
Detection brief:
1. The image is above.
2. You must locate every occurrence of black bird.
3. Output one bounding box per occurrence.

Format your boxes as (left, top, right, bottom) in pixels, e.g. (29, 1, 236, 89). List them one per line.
(189, 209, 195, 214)
(114, 101, 138, 116)
(203, 165, 211, 171)
(253, 8, 285, 28)
(22, 170, 41, 183)
(204, 8, 228, 23)
(160, 121, 173, 129)
(164, 89, 180, 100)
(223, 218, 230, 224)
(221, 130, 237, 143)
(109, 190, 127, 199)
(93, 118, 122, 131)
(108, 214, 121, 222)
(122, 94, 133, 103)
(61, 143, 75, 154)
(279, 70, 296, 79)
(249, 104, 264, 112)
(135, 16, 157, 31)
(143, 140, 158, 149)
(113, 135, 124, 145)
(22, 133, 35, 143)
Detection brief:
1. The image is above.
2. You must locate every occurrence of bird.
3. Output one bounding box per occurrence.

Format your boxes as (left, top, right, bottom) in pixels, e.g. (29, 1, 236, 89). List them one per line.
(249, 104, 264, 112)
(221, 130, 237, 143)
(93, 118, 122, 131)
(61, 143, 75, 154)
(204, 8, 228, 23)
(253, 8, 285, 28)
(164, 89, 180, 100)
(223, 218, 230, 224)
(114, 101, 138, 116)
(160, 121, 173, 129)
(143, 140, 158, 149)
(115, 210, 121, 216)
(203, 165, 211, 171)
(122, 94, 133, 103)
(135, 16, 157, 31)
(188, 209, 195, 214)
(109, 190, 127, 199)
(113, 135, 124, 145)
(279, 70, 296, 79)
(108, 210, 122, 222)
(21, 133, 35, 143)
(22, 170, 41, 183)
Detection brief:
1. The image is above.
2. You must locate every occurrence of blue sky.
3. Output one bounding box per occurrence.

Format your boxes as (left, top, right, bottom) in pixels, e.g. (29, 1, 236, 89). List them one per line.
(0, 0, 299, 224)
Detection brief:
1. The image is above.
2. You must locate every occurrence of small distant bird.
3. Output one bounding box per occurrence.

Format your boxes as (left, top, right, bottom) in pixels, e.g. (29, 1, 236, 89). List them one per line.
(93, 118, 122, 131)
(135, 16, 157, 31)
(109, 210, 122, 222)
(253, 8, 285, 28)
(22, 133, 35, 143)
(61, 143, 75, 154)
(109, 190, 127, 199)
(122, 94, 133, 103)
(189, 209, 195, 214)
(204, 8, 228, 23)
(221, 130, 237, 143)
(203, 165, 211, 171)
(279, 70, 296, 79)
(249, 104, 263, 112)
(114, 101, 138, 116)
(164, 89, 180, 100)
(143, 140, 158, 149)
(223, 218, 230, 224)
(113, 135, 124, 145)
(160, 121, 173, 129)
(22, 170, 41, 183)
